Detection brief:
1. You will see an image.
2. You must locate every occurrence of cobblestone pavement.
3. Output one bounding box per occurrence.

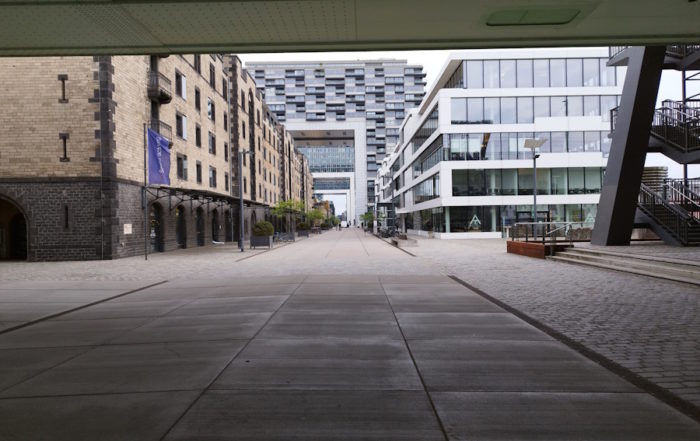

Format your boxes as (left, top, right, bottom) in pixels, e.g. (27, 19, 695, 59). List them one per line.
(407, 237, 700, 410)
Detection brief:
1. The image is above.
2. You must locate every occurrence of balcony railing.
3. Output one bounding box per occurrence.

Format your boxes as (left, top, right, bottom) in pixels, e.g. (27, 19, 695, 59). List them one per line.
(150, 119, 172, 142)
(666, 45, 700, 59)
(147, 71, 172, 104)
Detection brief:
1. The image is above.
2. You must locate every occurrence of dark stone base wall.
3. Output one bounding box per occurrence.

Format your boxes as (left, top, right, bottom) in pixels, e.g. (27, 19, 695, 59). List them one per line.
(0, 179, 270, 261)
(0, 180, 102, 261)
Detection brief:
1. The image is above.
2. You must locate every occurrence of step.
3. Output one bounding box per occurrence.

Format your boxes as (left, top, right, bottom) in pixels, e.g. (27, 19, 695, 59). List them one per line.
(556, 250, 700, 281)
(570, 246, 700, 267)
(548, 255, 700, 286)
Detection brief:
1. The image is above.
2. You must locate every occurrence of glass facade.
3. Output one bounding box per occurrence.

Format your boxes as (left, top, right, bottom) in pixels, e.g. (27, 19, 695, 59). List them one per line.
(440, 131, 611, 161)
(451, 167, 605, 196)
(296, 146, 354, 173)
(413, 173, 440, 203)
(451, 95, 620, 124)
(313, 177, 351, 190)
(448, 57, 619, 90)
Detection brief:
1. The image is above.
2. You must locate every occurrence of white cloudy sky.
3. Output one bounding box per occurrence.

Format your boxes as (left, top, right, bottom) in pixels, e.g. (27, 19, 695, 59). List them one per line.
(240, 50, 698, 214)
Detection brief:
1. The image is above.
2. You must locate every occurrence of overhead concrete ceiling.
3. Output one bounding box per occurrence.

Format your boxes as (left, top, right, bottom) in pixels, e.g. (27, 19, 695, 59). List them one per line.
(0, 1, 699, 56)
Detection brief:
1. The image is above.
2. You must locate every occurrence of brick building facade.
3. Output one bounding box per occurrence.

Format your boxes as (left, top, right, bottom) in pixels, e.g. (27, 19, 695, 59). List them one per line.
(0, 54, 311, 261)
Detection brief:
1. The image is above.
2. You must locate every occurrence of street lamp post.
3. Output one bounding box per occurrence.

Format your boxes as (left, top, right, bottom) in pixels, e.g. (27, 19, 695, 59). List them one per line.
(238, 150, 252, 252)
(523, 138, 548, 237)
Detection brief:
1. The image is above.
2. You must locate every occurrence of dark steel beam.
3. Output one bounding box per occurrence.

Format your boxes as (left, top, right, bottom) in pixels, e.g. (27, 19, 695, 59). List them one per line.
(592, 46, 666, 246)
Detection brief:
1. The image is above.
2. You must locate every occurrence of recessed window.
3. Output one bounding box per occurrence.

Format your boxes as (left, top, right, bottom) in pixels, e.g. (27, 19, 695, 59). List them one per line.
(176, 113, 187, 139)
(208, 132, 216, 155)
(196, 161, 202, 184)
(175, 71, 186, 100)
(209, 64, 215, 89)
(195, 124, 201, 147)
(194, 88, 201, 112)
(209, 166, 217, 188)
(177, 154, 188, 180)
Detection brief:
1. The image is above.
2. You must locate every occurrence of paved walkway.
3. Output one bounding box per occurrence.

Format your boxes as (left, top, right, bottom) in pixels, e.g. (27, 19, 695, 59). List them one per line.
(406, 237, 700, 412)
(0, 230, 699, 440)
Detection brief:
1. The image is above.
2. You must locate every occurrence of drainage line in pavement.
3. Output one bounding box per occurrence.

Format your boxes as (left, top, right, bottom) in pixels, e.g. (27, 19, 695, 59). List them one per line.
(372, 233, 416, 257)
(234, 239, 295, 262)
(0, 280, 168, 336)
(448, 274, 700, 424)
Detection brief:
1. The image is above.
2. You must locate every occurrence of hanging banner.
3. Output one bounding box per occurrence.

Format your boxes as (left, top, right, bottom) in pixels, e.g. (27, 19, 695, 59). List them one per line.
(147, 128, 171, 185)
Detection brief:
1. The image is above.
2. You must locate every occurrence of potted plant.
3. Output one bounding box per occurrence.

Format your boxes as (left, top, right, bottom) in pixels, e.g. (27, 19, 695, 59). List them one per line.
(296, 221, 310, 237)
(251, 220, 274, 248)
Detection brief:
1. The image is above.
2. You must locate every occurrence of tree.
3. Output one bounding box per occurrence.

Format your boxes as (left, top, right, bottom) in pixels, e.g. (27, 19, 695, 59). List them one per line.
(360, 212, 375, 232)
(270, 200, 304, 233)
(306, 208, 325, 227)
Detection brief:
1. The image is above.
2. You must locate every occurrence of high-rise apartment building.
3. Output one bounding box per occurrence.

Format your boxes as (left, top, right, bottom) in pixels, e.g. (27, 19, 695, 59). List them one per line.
(377, 48, 624, 238)
(247, 59, 426, 223)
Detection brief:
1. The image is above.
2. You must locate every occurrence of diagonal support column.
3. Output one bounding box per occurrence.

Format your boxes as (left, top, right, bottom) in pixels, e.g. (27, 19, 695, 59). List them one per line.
(591, 46, 666, 246)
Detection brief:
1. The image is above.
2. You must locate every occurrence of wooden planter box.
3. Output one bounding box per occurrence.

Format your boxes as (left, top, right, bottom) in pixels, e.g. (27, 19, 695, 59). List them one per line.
(250, 235, 272, 249)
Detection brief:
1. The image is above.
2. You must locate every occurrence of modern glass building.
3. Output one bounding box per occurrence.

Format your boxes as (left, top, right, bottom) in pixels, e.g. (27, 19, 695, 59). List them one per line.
(377, 48, 624, 238)
(246, 60, 426, 220)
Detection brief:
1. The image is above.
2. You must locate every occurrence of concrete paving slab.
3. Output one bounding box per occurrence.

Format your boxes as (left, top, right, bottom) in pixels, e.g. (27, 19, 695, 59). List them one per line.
(0, 302, 85, 321)
(289, 294, 391, 304)
(164, 296, 288, 316)
(0, 317, 150, 349)
(294, 284, 386, 295)
(109, 287, 205, 302)
(269, 310, 397, 325)
(432, 391, 700, 440)
(1, 340, 246, 397)
(0, 347, 90, 392)
(239, 338, 411, 360)
(380, 275, 457, 285)
(388, 295, 505, 313)
(213, 358, 423, 390)
(0, 289, 125, 303)
(381, 285, 478, 296)
(52, 299, 193, 320)
(194, 284, 300, 298)
(409, 339, 591, 361)
(163, 390, 445, 441)
(305, 274, 380, 284)
(0, 280, 158, 290)
(396, 313, 551, 341)
(0, 321, 22, 332)
(416, 358, 638, 393)
(258, 323, 404, 340)
(109, 312, 271, 344)
(0, 391, 199, 441)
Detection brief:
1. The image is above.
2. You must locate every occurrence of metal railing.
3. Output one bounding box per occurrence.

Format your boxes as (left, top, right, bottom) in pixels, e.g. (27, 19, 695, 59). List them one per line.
(666, 45, 700, 59)
(149, 119, 172, 141)
(638, 183, 698, 245)
(663, 178, 700, 216)
(611, 102, 700, 154)
(147, 70, 172, 100)
(510, 221, 594, 246)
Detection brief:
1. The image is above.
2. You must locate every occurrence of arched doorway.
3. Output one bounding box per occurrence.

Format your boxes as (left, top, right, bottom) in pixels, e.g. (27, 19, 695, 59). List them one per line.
(0, 198, 28, 260)
(211, 209, 219, 242)
(149, 203, 164, 252)
(196, 207, 205, 246)
(175, 205, 186, 249)
(224, 210, 233, 242)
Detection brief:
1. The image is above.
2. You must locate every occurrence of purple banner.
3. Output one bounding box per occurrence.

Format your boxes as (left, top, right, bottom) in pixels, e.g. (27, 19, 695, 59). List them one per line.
(147, 128, 171, 186)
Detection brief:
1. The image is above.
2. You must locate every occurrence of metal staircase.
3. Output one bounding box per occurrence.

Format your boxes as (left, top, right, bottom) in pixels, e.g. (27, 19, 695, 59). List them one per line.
(609, 45, 700, 164)
(636, 182, 700, 245)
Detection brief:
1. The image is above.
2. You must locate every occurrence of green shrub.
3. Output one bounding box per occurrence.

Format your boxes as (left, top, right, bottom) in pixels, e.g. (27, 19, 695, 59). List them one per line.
(252, 220, 274, 236)
(296, 221, 310, 230)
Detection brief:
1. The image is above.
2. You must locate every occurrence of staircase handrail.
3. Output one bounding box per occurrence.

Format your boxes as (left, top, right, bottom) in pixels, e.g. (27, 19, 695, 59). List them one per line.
(638, 183, 696, 245)
(663, 179, 700, 212)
